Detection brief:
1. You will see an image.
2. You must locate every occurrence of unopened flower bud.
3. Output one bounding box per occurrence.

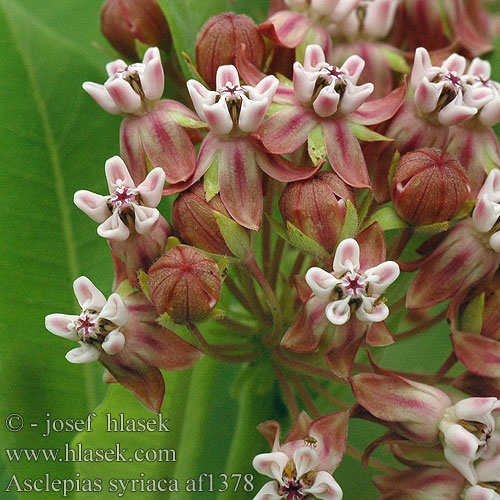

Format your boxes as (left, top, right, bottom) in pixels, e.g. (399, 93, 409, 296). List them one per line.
(148, 246, 221, 322)
(392, 149, 470, 226)
(279, 172, 355, 252)
(101, 0, 171, 60)
(172, 183, 233, 255)
(196, 13, 265, 89)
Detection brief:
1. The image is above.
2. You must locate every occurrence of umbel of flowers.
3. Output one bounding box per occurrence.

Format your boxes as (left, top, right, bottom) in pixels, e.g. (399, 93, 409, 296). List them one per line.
(44, 0, 500, 497)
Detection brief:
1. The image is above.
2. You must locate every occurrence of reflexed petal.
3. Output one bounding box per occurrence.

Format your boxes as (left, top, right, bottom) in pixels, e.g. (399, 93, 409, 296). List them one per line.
(136, 168, 165, 207)
(142, 53, 164, 101)
(120, 117, 147, 185)
(313, 87, 340, 117)
(364, 261, 400, 294)
(73, 276, 106, 311)
(253, 451, 289, 482)
(133, 205, 160, 234)
(333, 238, 361, 273)
(105, 78, 142, 114)
(293, 447, 320, 478)
(256, 150, 321, 182)
(239, 96, 268, 132)
(341, 54, 365, 83)
(438, 99, 477, 127)
(82, 82, 120, 114)
(215, 65, 240, 89)
(97, 211, 130, 241)
(259, 11, 311, 49)
(325, 298, 351, 325)
(305, 268, 339, 299)
(187, 79, 216, 122)
(73, 190, 110, 223)
(203, 98, 234, 135)
(106, 59, 127, 77)
(99, 293, 129, 326)
(105, 156, 135, 191)
(66, 343, 100, 364)
(452, 332, 500, 378)
(356, 302, 389, 323)
(101, 330, 125, 355)
(304, 44, 326, 71)
(303, 471, 343, 500)
(45, 314, 79, 340)
(252, 481, 282, 500)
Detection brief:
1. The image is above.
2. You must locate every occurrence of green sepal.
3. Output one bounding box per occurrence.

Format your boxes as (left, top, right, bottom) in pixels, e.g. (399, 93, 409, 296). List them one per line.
(166, 236, 181, 251)
(357, 190, 374, 226)
(214, 212, 252, 259)
(415, 221, 449, 235)
(380, 47, 411, 74)
(199, 308, 226, 323)
(204, 154, 220, 201)
(366, 205, 408, 231)
(168, 111, 207, 129)
(452, 199, 476, 219)
(388, 150, 400, 190)
(349, 122, 393, 142)
(157, 312, 176, 329)
(217, 257, 229, 282)
(265, 214, 290, 243)
(286, 221, 331, 261)
(138, 271, 151, 302)
(338, 200, 359, 240)
(267, 102, 288, 116)
(308, 125, 327, 166)
(115, 279, 135, 299)
(459, 293, 484, 334)
(485, 153, 500, 173)
(276, 73, 293, 87)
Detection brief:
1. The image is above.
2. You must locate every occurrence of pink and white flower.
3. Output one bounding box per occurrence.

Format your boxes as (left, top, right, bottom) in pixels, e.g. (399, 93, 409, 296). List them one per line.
(305, 238, 400, 325)
(83, 47, 164, 116)
(464, 455, 500, 499)
(439, 398, 500, 484)
(74, 156, 165, 241)
(286, 0, 360, 25)
(473, 170, 500, 253)
(187, 65, 278, 136)
(45, 277, 128, 363)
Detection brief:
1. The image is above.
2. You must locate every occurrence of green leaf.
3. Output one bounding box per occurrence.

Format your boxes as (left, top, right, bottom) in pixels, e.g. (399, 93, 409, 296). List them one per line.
(366, 206, 408, 231)
(204, 154, 220, 201)
(348, 122, 394, 142)
(338, 200, 359, 241)
(214, 212, 252, 259)
(0, 0, 118, 495)
(380, 48, 411, 74)
(286, 222, 331, 261)
(308, 125, 327, 165)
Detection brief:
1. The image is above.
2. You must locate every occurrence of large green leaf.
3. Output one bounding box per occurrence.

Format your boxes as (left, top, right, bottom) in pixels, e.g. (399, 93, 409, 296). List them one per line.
(0, 0, 119, 496)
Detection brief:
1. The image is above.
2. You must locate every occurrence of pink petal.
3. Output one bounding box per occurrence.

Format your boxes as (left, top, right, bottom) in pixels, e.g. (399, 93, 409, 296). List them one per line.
(255, 150, 321, 182)
(364, 261, 400, 294)
(305, 268, 338, 299)
(453, 332, 500, 378)
(142, 54, 164, 101)
(253, 452, 288, 481)
(323, 119, 371, 188)
(120, 117, 147, 185)
(325, 298, 351, 325)
(304, 44, 326, 70)
(293, 447, 320, 478)
(348, 79, 407, 125)
(239, 96, 268, 133)
(259, 106, 317, 154)
(105, 78, 142, 114)
(252, 482, 282, 500)
(356, 222, 386, 271)
(139, 108, 197, 183)
(45, 314, 79, 340)
(215, 65, 240, 89)
(73, 190, 110, 223)
(258, 11, 311, 49)
(133, 205, 160, 234)
(414, 78, 442, 114)
(73, 276, 106, 311)
(136, 168, 165, 206)
(99, 293, 128, 326)
(365, 321, 394, 347)
(66, 344, 100, 364)
(218, 139, 262, 230)
(334, 238, 360, 273)
(106, 59, 127, 77)
(203, 98, 234, 135)
(304, 471, 343, 500)
(97, 211, 130, 241)
(313, 87, 340, 117)
(82, 82, 120, 115)
(186, 79, 215, 121)
(341, 54, 365, 82)
(101, 330, 126, 355)
(105, 156, 135, 192)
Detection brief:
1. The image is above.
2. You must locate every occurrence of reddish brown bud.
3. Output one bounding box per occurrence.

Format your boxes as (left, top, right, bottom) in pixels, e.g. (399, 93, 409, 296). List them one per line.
(172, 183, 233, 255)
(278, 172, 355, 252)
(101, 0, 171, 60)
(196, 13, 265, 89)
(148, 246, 221, 323)
(391, 148, 470, 226)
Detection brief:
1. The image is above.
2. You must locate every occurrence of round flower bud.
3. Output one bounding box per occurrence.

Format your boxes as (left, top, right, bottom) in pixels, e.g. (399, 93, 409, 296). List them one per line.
(391, 149, 470, 226)
(196, 13, 265, 89)
(101, 0, 171, 60)
(172, 183, 233, 255)
(148, 246, 221, 323)
(279, 172, 355, 253)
